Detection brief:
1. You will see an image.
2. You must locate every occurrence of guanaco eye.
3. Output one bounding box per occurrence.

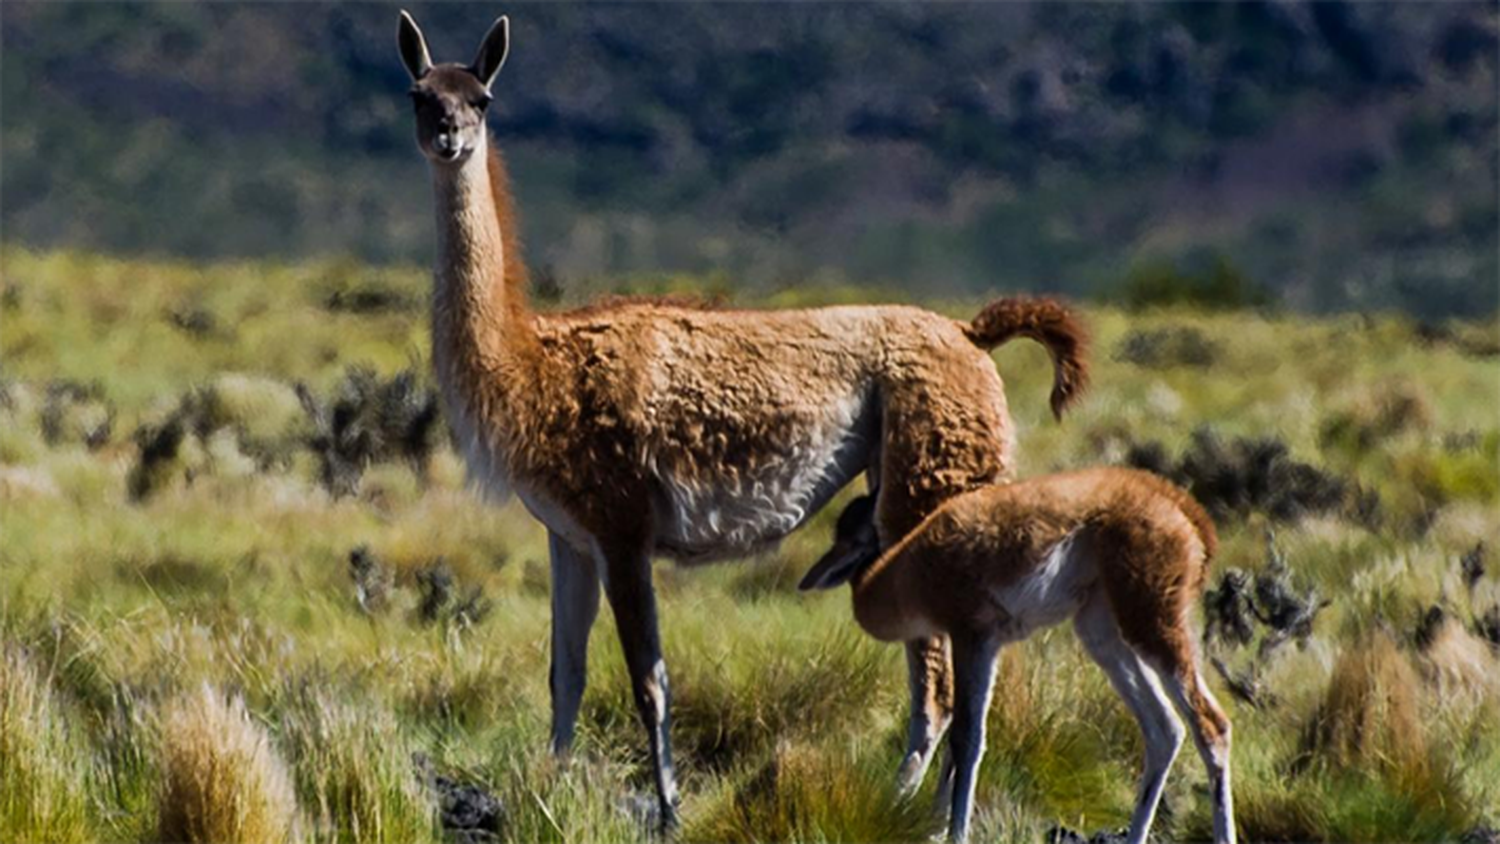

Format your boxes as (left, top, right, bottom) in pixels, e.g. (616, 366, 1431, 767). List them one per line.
(472, 93, 494, 110)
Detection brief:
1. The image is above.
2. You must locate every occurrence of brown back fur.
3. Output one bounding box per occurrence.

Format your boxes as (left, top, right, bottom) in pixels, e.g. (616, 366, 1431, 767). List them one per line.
(434, 138, 1092, 551)
(849, 468, 1216, 663)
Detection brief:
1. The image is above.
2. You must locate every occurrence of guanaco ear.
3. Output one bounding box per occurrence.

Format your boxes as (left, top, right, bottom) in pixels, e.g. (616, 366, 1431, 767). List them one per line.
(798, 543, 877, 591)
(397, 10, 433, 81)
(471, 15, 510, 90)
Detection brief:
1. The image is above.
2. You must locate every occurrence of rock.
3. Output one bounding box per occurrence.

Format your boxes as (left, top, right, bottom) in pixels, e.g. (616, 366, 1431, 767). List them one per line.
(1046, 826, 1133, 844)
(413, 753, 505, 841)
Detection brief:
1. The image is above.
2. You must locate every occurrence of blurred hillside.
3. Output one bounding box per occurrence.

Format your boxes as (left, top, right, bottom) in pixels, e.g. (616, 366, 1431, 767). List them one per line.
(2, 1, 1496, 315)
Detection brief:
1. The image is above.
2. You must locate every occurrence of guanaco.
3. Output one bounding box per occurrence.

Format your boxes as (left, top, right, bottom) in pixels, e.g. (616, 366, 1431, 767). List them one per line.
(397, 12, 1090, 824)
(802, 469, 1234, 844)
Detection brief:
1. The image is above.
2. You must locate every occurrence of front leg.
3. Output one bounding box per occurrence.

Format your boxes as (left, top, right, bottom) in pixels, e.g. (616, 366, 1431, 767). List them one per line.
(897, 635, 955, 795)
(946, 632, 1002, 843)
(549, 531, 601, 756)
(599, 540, 680, 829)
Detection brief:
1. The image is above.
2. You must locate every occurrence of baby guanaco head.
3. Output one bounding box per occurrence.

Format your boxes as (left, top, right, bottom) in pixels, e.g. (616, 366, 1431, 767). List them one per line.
(799, 495, 881, 591)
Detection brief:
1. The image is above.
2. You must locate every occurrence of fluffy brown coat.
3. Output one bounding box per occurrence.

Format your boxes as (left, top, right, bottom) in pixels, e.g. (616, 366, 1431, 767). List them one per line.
(436, 142, 1090, 557)
(847, 468, 1217, 661)
(400, 15, 1092, 826)
(802, 468, 1234, 844)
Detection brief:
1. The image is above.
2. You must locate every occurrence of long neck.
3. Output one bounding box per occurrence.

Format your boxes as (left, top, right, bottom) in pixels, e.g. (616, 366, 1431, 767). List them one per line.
(430, 133, 535, 369)
(849, 540, 920, 641)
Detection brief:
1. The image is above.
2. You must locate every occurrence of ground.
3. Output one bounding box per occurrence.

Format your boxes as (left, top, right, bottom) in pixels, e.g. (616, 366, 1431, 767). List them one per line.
(2, 247, 1498, 843)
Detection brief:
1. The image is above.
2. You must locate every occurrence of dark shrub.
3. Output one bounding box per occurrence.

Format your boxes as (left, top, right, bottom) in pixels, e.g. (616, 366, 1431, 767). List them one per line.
(40, 380, 114, 450)
(1127, 428, 1351, 522)
(1114, 325, 1220, 368)
(1118, 254, 1274, 311)
(297, 366, 442, 497)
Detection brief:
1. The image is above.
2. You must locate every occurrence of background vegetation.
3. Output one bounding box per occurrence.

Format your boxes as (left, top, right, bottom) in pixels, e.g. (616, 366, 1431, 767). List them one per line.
(3, 2, 1498, 841)
(2, 247, 1498, 842)
(2, 1, 1497, 315)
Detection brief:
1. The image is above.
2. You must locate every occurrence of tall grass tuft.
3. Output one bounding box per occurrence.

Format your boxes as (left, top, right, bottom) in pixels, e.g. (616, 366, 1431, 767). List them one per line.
(1235, 630, 1483, 841)
(156, 683, 301, 844)
(278, 686, 438, 844)
(684, 740, 939, 843)
(979, 644, 1135, 830)
(0, 644, 94, 843)
(1301, 631, 1428, 778)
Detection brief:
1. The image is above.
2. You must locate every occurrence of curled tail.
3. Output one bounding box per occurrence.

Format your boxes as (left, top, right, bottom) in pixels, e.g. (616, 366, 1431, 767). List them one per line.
(964, 296, 1090, 420)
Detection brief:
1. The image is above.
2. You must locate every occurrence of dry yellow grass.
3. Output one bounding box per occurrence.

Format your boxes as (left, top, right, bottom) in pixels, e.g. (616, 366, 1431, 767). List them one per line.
(0, 645, 93, 843)
(1304, 630, 1429, 778)
(278, 687, 437, 844)
(1419, 617, 1500, 704)
(157, 683, 301, 844)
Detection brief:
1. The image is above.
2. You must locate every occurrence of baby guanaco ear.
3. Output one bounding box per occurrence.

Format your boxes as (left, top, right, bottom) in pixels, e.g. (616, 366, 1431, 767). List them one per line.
(798, 542, 876, 591)
(397, 11, 433, 81)
(471, 15, 511, 89)
(800, 495, 881, 591)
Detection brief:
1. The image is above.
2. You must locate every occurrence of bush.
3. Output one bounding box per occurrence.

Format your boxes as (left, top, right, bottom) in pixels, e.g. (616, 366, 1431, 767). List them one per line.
(1118, 254, 1274, 311)
(297, 367, 442, 497)
(1113, 325, 1220, 368)
(1320, 380, 1433, 455)
(1127, 429, 1351, 522)
(39, 380, 114, 450)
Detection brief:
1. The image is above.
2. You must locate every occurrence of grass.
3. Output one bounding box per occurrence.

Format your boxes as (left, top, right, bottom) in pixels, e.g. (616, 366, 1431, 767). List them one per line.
(156, 683, 300, 844)
(2, 245, 1499, 841)
(0, 645, 94, 843)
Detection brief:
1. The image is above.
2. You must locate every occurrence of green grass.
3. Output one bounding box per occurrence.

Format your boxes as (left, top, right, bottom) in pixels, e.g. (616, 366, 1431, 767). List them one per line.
(2, 246, 1499, 841)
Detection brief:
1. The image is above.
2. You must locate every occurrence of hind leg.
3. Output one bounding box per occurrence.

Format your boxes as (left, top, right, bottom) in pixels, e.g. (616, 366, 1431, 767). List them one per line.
(898, 636, 955, 795)
(1157, 656, 1235, 844)
(1074, 596, 1185, 844)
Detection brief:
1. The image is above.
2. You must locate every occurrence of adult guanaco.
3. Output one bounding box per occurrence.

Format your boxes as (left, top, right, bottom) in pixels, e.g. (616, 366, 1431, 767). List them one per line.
(802, 469, 1234, 844)
(397, 11, 1090, 825)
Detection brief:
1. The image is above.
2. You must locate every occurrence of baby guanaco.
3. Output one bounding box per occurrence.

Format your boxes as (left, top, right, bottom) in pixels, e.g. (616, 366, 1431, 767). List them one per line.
(800, 468, 1233, 844)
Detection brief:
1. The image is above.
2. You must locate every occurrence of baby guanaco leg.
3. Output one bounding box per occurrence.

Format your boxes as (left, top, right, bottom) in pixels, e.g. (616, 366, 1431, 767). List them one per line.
(1157, 655, 1236, 844)
(945, 631, 1003, 843)
(1073, 595, 1185, 844)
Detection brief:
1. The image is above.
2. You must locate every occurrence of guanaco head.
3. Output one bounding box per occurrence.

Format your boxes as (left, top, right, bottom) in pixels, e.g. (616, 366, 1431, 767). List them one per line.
(799, 495, 881, 591)
(397, 10, 510, 165)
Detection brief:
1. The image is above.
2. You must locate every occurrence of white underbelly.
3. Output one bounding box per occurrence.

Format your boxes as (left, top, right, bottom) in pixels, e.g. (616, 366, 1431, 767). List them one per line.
(651, 414, 874, 563)
(991, 534, 1097, 642)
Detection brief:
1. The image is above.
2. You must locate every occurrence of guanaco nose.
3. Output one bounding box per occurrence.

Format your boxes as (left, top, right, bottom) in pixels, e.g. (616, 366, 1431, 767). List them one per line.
(434, 116, 461, 155)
